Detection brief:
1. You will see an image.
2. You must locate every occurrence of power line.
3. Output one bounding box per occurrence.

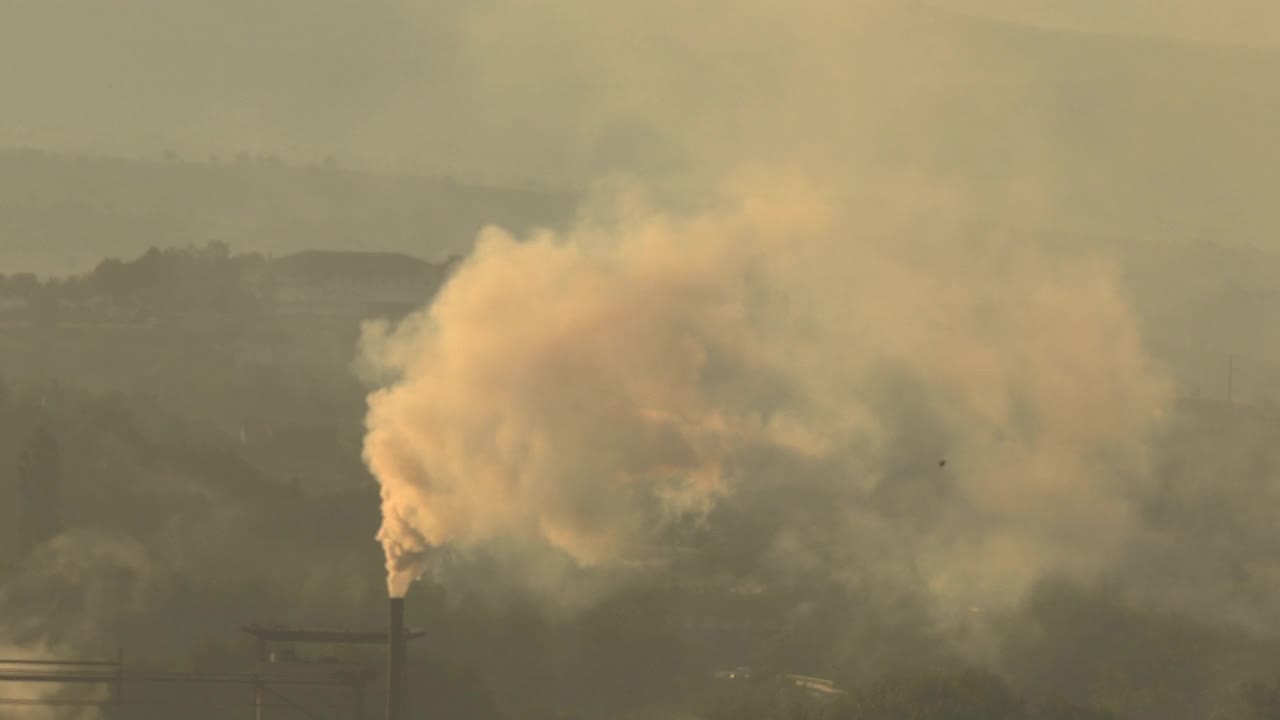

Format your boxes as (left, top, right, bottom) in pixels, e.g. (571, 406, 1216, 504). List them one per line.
(0, 662, 370, 719)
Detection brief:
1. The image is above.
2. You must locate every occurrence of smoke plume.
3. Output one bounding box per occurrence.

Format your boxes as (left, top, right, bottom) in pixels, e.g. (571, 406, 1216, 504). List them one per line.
(362, 177, 1170, 604)
(360, 0, 1173, 607)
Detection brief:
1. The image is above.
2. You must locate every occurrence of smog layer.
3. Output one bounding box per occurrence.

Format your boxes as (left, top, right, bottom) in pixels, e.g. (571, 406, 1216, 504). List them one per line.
(5, 1, 1280, 719)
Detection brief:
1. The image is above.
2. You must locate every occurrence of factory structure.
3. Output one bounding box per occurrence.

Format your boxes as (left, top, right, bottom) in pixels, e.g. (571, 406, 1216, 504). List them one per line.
(241, 600, 420, 720)
(0, 599, 420, 720)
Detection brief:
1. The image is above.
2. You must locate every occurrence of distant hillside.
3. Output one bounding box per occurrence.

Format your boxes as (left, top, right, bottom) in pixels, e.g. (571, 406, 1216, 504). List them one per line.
(0, 149, 578, 277)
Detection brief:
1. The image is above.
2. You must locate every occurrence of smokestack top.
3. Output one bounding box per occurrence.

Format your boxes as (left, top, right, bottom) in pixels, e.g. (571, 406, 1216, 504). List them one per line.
(389, 597, 405, 640)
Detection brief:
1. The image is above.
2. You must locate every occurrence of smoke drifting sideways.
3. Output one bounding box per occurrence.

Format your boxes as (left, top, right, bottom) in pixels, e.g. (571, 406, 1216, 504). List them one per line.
(0, 531, 151, 720)
(359, 172, 1172, 606)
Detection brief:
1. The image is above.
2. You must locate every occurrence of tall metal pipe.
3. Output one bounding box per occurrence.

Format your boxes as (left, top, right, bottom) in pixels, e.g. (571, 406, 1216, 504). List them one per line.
(388, 598, 406, 720)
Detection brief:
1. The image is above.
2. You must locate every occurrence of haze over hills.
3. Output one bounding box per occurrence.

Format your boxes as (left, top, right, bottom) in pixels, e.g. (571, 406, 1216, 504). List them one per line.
(0, 148, 577, 277)
(3, 3, 1279, 240)
(4, 7, 1280, 266)
(4, 146, 1280, 409)
(7, 2, 1280, 718)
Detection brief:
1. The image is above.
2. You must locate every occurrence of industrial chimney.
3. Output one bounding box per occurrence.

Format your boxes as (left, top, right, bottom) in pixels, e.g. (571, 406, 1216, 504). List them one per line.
(388, 598, 407, 720)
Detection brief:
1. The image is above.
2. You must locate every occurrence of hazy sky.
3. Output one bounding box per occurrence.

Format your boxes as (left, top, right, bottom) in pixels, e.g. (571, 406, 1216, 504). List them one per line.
(940, 0, 1280, 47)
(4, 0, 1279, 185)
(7, 6, 1280, 713)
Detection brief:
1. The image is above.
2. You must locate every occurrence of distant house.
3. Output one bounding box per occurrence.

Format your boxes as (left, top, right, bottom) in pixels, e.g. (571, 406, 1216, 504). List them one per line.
(268, 250, 457, 319)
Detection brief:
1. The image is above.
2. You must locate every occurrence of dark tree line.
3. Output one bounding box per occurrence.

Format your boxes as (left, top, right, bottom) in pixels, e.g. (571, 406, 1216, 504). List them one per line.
(0, 241, 274, 325)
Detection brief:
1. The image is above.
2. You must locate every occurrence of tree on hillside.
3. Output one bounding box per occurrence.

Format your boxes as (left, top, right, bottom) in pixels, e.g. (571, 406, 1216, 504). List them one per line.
(83, 242, 270, 320)
(0, 272, 40, 298)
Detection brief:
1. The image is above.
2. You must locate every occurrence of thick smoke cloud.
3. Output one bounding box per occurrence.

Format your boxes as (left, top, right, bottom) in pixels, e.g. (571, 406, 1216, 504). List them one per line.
(362, 167, 1171, 604)
(358, 0, 1176, 616)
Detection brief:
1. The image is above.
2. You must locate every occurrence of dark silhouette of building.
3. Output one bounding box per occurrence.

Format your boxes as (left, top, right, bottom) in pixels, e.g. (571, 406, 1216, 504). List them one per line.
(18, 424, 61, 553)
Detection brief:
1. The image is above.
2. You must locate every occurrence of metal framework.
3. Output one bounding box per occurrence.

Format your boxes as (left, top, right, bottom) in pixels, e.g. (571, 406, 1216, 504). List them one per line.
(241, 621, 423, 720)
(241, 624, 425, 645)
(0, 655, 375, 719)
(0, 622, 424, 719)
